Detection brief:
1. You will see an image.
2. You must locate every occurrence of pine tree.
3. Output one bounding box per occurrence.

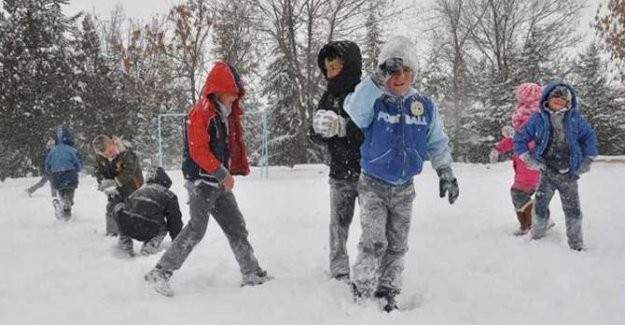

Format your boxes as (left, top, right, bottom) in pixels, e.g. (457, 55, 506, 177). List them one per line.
(362, 0, 384, 75)
(572, 42, 625, 155)
(0, 0, 80, 177)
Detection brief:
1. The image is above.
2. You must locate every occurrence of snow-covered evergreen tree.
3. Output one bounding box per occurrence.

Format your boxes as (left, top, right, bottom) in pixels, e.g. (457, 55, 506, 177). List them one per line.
(0, 0, 80, 177)
(572, 42, 625, 155)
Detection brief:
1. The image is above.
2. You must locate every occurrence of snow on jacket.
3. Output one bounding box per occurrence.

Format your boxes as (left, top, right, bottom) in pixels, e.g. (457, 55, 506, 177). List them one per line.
(309, 40, 363, 181)
(345, 77, 452, 185)
(513, 81, 598, 176)
(182, 61, 249, 184)
(119, 167, 183, 241)
(94, 137, 144, 198)
(45, 125, 82, 190)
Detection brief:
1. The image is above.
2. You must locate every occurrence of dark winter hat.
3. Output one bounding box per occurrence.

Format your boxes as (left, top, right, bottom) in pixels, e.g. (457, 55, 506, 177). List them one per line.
(53, 125, 75, 146)
(317, 40, 362, 94)
(145, 166, 172, 189)
(547, 86, 572, 103)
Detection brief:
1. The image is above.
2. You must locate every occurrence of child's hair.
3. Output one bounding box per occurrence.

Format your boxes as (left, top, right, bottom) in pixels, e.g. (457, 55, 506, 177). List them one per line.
(92, 134, 113, 154)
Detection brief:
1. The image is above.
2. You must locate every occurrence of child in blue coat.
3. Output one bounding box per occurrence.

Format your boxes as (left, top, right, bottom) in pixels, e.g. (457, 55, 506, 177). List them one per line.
(514, 81, 598, 251)
(344, 36, 459, 311)
(45, 125, 82, 220)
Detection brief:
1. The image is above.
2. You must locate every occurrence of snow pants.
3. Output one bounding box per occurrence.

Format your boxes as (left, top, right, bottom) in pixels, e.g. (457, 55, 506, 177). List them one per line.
(532, 171, 583, 250)
(156, 183, 262, 277)
(328, 177, 358, 278)
(352, 174, 415, 296)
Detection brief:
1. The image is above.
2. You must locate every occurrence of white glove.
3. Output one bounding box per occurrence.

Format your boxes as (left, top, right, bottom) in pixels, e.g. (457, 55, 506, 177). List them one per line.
(313, 110, 346, 138)
(489, 149, 499, 164)
(99, 179, 119, 197)
(519, 153, 545, 171)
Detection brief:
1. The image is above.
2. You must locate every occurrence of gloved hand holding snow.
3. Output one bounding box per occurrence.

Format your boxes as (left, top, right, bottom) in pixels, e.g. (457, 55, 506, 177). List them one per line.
(489, 149, 499, 164)
(519, 153, 545, 171)
(576, 157, 594, 175)
(98, 179, 119, 197)
(372, 57, 404, 88)
(437, 167, 459, 205)
(313, 110, 346, 138)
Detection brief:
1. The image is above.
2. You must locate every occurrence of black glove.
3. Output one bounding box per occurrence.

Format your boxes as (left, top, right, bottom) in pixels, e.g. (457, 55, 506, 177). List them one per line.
(437, 167, 459, 204)
(372, 57, 404, 88)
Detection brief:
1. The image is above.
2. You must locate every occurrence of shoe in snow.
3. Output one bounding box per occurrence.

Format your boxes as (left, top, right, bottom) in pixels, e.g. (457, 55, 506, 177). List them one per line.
(145, 268, 174, 297)
(52, 199, 65, 221)
(333, 273, 350, 284)
(241, 270, 273, 287)
(374, 287, 400, 312)
(513, 227, 530, 236)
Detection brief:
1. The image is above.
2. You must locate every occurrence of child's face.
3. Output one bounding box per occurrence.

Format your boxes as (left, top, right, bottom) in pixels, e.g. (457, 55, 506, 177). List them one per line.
(386, 66, 413, 96)
(324, 57, 344, 79)
(216, 92, 238, 108)
(101, 142, 119, 159)
(547, 97, 568, 111)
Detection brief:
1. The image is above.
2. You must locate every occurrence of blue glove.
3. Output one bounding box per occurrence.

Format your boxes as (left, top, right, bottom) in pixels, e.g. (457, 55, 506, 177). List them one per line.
(372, 57, 404, 88)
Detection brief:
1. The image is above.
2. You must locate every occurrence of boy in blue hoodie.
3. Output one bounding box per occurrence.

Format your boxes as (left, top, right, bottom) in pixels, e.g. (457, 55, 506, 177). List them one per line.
(344, 36, 459, 311)
(45, 125, 82, 220)
(514, 81, 598, 251)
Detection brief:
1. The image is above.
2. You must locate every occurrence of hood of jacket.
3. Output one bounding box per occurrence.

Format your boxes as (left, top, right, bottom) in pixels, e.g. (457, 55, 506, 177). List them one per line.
(144, 166, 172, 189)
(317, 40, 362, 94)
(377, 36, 419, 77)
(199, 61, 245, 116)
(540, 81, 578, 113)
(53, 125, 75, 146)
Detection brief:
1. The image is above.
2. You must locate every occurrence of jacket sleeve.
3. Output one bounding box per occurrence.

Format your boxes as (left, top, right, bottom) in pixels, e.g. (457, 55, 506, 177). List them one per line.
(115, 151, 140, 188)
(44, 151, 52, 174)
(426, 100, 453, 170)
(187, 106, 229, 182)
(513, 113, 539, 156)
(494, 137, 513, 154)
(578, 116, 598, 158)
(344, 76, 383, 129)
(165, 193, 183, 240)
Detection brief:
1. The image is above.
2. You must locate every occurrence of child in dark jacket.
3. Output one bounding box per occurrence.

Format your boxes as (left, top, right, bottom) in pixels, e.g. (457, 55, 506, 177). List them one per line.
(92, 135, 144, 238)
(114, 166, 183, 256)
(310, 40, 363, 282)
(45, 125, 82, 221)
(514, 81, 598, 251)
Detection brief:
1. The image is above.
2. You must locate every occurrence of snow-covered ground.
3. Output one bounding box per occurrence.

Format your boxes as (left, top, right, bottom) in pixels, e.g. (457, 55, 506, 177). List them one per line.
(1, 162, 624, 325)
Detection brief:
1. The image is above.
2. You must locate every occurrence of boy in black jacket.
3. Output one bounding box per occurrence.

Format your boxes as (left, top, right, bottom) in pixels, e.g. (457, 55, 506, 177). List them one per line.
(114, 167, 183, 256)
(310, 40, 363, 282)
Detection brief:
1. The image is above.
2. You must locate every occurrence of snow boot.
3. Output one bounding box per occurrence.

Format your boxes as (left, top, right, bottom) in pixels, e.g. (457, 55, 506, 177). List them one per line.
(241, 270, 273, 287)
(374, 287, 399, 312)
(350, 282, 364, 303)
(513, 202, 533, 236)
(52, 199, 65, 221)
(145, 268, 174, 297)
(333, 273, 350, 284)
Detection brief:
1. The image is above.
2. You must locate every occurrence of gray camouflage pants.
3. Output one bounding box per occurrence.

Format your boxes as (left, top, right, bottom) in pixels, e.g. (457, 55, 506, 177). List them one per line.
(532, 171, 583, 250)
(328, 178, 358, 278)
(156, 183, 262, 276)
(352, 174, 415, 296)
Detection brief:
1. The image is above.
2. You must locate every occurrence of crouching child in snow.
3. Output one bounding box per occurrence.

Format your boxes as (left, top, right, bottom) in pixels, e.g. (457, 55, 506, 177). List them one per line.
(45, 125, 82, 221)
(310, 40, 363, 282)
(489, 83, 542, 235)
(145, 61, 271, 297)
(344, 36, 459, 311)
(513, 81, 598, 251)
(92, 135, 144, 254)
(113, 166, 183, 256)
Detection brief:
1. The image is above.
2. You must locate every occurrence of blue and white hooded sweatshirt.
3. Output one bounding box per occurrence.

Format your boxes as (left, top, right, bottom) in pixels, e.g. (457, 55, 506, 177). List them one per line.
(344, 36, 452, 185)
(45, 125, 82, 190)
(513, 81, 598, 176)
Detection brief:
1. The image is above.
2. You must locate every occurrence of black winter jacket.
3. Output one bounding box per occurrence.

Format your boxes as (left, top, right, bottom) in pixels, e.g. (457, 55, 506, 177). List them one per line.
(309, 40, 363, 181)
(117, 167, 183, 241)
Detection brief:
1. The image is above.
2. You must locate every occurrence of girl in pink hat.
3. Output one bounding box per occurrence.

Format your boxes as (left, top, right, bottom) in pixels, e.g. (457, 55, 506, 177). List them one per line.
(489, 83, 542, 235)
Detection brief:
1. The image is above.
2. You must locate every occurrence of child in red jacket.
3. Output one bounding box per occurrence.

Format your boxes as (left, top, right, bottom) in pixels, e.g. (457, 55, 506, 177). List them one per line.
(490, 83, 542, 235)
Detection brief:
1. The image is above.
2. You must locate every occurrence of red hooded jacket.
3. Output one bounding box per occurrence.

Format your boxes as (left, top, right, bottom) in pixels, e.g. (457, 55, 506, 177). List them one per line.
(186, 61, 250, 177)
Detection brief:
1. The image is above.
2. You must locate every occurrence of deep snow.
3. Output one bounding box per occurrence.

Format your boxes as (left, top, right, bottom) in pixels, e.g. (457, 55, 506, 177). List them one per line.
(1, 162, 624, 325)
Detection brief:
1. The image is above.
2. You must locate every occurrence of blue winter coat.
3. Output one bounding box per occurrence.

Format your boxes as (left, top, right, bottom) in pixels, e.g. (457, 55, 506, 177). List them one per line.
(45, 126, 82, 190)
(344, 76, 452, 185)
(513, 81, 598, 175)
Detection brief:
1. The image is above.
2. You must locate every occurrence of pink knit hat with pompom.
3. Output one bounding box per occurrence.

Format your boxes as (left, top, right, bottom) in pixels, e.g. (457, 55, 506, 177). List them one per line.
(512, 83, 542, 130)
